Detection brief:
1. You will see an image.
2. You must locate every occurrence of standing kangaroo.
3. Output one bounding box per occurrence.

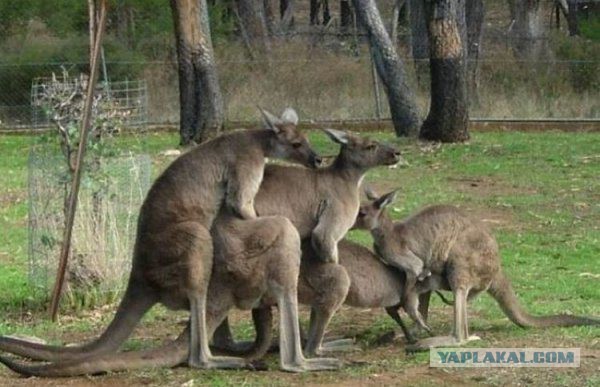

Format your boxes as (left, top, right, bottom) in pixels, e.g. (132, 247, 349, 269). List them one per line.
(0, 129, 400, 373)
(213, 129, 401, 351)
(0, 212, 340, 376)
(0, 107, 323, 371)
(354, 189, 600, 350)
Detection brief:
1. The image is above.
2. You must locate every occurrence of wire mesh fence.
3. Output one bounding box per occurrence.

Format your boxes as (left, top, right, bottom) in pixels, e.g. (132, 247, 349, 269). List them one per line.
(28, 143, 151, 307)
(0, 55, 598, 131)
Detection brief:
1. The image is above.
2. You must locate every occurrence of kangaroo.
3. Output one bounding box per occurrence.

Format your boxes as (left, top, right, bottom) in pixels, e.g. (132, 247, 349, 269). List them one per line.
(0, 107, 323, 371)
(353, 188, 433, 332)
(214, 243, 441, 358)
(213, 129, 401, 351)
(0, 128, 399, 371)
(355, 189, 600, 350)
(0, 212, 340, 376)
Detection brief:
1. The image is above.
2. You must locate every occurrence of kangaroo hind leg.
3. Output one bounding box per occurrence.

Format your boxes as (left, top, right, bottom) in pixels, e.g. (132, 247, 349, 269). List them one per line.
(181, 222, 246, 369)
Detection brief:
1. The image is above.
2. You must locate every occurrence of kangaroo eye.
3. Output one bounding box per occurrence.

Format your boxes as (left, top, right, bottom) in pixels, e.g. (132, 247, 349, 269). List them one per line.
(366, 144, 377, 150)
(358, 209, 366, 217)
(292, 142, 302, 148)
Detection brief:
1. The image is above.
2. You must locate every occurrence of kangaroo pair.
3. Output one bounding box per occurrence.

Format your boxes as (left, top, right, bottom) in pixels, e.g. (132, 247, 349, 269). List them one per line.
(352, 188, 599, 350)
(0, 112, 401, 376)
(219, 189, 599, 357)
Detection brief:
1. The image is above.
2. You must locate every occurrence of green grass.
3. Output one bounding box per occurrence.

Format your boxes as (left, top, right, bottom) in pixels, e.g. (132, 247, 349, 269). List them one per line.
(0, 130, 599, 385)
(580, 14, 600, 42)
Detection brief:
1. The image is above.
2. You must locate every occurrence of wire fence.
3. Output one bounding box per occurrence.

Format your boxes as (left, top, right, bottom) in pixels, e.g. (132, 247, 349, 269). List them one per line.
(28, 143, 151, 307)
(0, 55, 598, 131)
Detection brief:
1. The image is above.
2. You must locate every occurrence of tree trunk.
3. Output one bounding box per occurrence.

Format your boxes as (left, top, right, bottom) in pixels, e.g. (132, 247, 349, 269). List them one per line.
(170, 0, 224, 145)
(323, 0, 332, 25)
(407, 0, 430, 85)
(264, 0, 277, 33)
(280, 0, 295, 31)
(390, 0, 406, 43)
(352, 0, 421, 137)
(235, 0, 271, 59)
(466, 0, 485, 101)
(310, 0, 321, 25)
(420, 0, 469, 143)
(565, 0, 580, 36)
(507, 0, 547, 60)
(340, 0, 354, 34)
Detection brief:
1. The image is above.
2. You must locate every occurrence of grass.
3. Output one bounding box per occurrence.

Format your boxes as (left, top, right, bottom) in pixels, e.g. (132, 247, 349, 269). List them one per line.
(0, 129, 599, 386)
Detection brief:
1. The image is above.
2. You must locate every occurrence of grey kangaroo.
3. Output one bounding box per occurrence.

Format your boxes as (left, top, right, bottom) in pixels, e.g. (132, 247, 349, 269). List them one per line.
(0, 129, 399, 373)
(0, 107, 323, 371)
(213, 129, 401, 352)
(0, 212, 340, 376)
(354, 189, 600, 350)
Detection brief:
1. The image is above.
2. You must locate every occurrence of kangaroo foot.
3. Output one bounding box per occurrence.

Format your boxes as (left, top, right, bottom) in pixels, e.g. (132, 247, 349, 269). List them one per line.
(188, 354, 247, 369)
(317, 338, 359, 354)
(406, 334, 482, 353)
(281, 357, 341, 373)
(210, 340, 255, 356)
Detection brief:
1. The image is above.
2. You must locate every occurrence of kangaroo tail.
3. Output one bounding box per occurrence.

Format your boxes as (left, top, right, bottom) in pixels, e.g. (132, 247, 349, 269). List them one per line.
(0, 327, 188, 377)
(0, 280, 156, 362)
(488, 270, 600, 328)
(435, 291, 454, 306)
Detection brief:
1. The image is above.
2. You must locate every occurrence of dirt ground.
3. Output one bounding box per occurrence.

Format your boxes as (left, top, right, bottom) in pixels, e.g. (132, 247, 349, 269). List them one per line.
(1, 304, 598, 387)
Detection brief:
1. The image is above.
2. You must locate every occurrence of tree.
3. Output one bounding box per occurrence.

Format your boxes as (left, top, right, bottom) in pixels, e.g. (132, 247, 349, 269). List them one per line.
(507, 0, 547, 60)
(556, 0, 580, 36)
(340, 0, 355, 34)
(420, 0, 469, 143)
(170, 0, 224, 145)
(352, 0, 421, 137)
(310, 0, 331, 25)
(280, 0, 295, 32)
(234, 0, 271, 59)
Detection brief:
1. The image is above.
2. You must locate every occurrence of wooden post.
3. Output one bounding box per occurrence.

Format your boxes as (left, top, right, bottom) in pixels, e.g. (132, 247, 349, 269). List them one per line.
(49, 0, 108, 321)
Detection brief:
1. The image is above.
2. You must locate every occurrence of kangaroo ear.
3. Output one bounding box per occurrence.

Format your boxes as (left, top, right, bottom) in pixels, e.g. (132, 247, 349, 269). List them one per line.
(375, 190, 398, 209)
(364, 185, 379, 201)
(280, 107, 299, 125)
(259, 107, 283, 134)
(322, 128, 349, 145)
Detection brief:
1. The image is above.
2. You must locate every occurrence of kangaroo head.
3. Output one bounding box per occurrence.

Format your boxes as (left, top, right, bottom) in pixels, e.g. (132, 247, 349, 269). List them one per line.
(260, 107, 322, 169)
(353, 188, 398, 230)
(323, 129, 400, 170)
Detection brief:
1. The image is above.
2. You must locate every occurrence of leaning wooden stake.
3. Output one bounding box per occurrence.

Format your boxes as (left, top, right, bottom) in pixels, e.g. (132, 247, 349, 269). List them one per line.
(49, 0, 108, 321)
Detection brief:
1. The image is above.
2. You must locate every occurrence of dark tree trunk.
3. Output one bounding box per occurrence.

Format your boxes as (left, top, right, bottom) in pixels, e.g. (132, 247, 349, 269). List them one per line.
(420, 0, 469, 143)
(170, 0, 224, 145)
(323, 0, 332, 24)
(264, 0, 277, 33)
(235, 0, 271, 59)
(507, 0, 547, 60)
(390, 0, 406, 43)
(466, 0, 485, 101)
(280, 0, 295, 31)
(310, 0, 320, 25)
(566, 0, 580, 36)
(352, 0, 421, 137)
(407, 0, 430, 85)
(340, 0, 354, 34)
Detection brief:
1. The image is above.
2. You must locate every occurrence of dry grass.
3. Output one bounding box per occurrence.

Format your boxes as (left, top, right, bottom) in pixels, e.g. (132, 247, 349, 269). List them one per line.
(140, 41, 598, 125)
(28, 151, 150, 308)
